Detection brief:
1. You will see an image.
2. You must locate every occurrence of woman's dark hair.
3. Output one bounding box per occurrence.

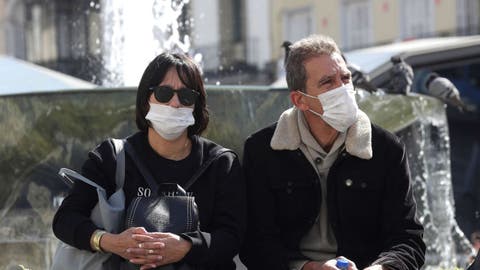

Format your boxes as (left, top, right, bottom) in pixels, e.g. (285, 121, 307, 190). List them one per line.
(136, 52, 209, 136)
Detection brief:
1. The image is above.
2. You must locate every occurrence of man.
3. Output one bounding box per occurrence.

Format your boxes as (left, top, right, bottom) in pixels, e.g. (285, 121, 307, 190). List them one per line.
(240, 35, 425, 270)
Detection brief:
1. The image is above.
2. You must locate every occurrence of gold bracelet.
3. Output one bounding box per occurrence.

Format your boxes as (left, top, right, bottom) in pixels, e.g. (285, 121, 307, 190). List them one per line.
(91, 230, 107, 252)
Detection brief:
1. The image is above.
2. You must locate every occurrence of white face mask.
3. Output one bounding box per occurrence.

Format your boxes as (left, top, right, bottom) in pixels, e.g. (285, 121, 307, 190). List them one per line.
(298, 83, 359, 132)
(145, 103, 195, 140)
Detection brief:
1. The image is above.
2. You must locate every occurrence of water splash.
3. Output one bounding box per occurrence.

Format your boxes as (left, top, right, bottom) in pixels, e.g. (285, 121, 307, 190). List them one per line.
(394, 96, 475, 269)
(101, 0, 190, 87)
(357, 91, 475, 268)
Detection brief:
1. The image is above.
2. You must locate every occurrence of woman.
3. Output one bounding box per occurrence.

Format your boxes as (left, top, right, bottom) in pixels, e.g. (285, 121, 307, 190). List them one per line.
(52, 52, 246, 270)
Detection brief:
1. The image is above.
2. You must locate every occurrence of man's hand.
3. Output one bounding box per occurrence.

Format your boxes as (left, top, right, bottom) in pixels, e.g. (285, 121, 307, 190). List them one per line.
(302, 261, 323, 270)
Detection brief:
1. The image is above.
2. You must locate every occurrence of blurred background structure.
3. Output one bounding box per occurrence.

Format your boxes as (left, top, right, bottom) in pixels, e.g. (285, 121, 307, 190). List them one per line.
(1, 0, 479, 86)
(1, 0, 480, 269)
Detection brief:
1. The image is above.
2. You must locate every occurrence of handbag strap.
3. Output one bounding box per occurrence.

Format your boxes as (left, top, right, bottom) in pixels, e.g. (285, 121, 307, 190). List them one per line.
(111, 138, 126, 191)
(124, 141, 160, 195)
(124, 140, 234, 193)
(59, 168, 105, 191)
(58, 138, 126, 191)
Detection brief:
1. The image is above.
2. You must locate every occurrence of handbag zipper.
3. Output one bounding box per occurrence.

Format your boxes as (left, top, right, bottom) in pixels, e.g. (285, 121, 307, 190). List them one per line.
(126, 197, 141, 228)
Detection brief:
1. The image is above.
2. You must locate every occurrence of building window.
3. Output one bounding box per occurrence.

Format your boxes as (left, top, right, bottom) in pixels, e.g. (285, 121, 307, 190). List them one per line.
(341, 0, 372, 50)
(232, 0, 243, 42)
(457, 0, 479, 35)
(400, 0, 434, 39)
(283, 7, 314, 44)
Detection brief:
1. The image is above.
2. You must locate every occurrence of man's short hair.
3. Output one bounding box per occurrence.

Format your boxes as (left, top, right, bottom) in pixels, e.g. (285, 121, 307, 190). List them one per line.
(285, 35, 341, 91)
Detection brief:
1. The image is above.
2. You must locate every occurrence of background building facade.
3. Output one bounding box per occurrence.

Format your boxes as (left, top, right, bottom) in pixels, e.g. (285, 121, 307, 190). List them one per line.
(269, 0, 479, 66)
(0, 0, 479, 86)
(0, 0, 104, 84)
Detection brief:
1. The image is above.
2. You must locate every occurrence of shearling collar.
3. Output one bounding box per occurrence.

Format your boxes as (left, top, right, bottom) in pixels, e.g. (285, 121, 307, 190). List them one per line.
(270, 107, 373, 160)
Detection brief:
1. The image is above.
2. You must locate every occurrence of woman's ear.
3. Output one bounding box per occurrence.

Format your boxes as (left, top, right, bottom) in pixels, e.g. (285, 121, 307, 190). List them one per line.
(290, 91, 309, 111)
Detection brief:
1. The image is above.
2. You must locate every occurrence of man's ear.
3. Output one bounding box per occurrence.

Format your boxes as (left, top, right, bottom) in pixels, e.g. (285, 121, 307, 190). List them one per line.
(290, 91, 309, 111)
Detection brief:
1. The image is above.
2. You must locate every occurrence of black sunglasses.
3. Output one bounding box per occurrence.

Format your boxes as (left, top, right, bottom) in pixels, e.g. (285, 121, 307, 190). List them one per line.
(149, 85, 199, 106)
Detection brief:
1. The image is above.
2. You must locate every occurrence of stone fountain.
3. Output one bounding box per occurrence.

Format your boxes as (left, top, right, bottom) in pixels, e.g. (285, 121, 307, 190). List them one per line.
(0, 87, 475, 269)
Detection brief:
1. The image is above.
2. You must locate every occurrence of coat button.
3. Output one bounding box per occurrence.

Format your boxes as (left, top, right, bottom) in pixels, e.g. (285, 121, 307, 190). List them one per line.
(345, 179, 353, 187)
(315, 157, 322, 164)
(360, 182, 367, 188)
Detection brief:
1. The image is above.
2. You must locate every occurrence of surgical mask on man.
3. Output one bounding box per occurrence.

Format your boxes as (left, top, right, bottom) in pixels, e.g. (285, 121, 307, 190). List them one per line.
(145, 103, 195, 140)
(298, 83, 359, 132)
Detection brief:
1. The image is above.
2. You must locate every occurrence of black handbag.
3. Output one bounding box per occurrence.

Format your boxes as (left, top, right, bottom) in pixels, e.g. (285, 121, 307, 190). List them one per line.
(125, 182, 199, 233)
(121, 141, 232, 270)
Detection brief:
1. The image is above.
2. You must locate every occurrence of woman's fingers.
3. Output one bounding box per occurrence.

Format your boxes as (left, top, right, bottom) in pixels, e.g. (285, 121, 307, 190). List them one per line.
(128, 227, 148, 234)
(139, 263, 159, 270)
(127, 246, 164, 257)
(132, 232, 172, 241)
(131, 241, 165, 250)
(146, 232, 172, 238)
(127, 232, 189, 267)
(130, 254, 163, 263)
(132, 234, 156, 242)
